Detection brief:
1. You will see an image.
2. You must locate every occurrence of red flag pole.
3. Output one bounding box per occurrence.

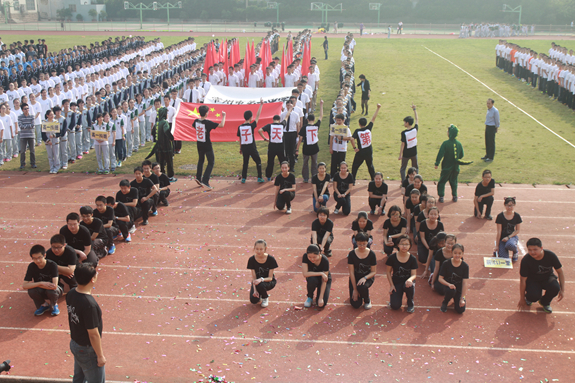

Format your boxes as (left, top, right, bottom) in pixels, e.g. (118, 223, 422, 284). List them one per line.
(243, 42, 250, 87)
(280, 43, 286, 87)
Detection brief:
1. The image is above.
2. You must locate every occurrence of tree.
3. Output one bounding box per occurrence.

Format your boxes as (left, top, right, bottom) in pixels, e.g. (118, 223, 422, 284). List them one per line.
(88, 8, 98, 21)
(99, 9, 107, 21)
(199, 10, 209, 19)
(76, 13, 84, 22)
(56, 7, 73, 21)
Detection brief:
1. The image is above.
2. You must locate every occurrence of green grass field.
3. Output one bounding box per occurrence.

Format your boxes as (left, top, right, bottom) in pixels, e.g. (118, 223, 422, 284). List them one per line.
(2, 34, 575, 184)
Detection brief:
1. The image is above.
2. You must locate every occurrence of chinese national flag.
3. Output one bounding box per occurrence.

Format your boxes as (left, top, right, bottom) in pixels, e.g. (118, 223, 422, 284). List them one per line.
(172, 102, 283, 142)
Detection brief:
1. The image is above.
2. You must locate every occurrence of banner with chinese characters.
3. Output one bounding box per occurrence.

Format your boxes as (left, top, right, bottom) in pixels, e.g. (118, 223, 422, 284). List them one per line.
(204, 85, 293, 104)
(90, 130, 110, 141)
(42, 121, 60, 133)
(483, 257, 513, 269)
(172, 102, 283, 142)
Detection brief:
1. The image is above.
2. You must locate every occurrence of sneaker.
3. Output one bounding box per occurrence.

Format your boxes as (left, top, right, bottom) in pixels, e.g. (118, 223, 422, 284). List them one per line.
(97, 170, 103, 175)
(162, 200, 169, 206)
(151, 210, 158, 216)
(539, 301, 552, 313)
(440, 302, 448, 312)
(77, 155, 83, 160)
(481, 156, 487, 160)
(325, 250, 332, 258)
(31, 165, 37, 169)
(83, 151, 89, 154)
(452, 196, 458, 202)
(333, 208, 339, 215)
(364, 301, 372, 310)
(142, 220, 149, 225)
(512, 253, 519, 262)
(304, 297, 313, 308)
(129, 225, 137, 234)
(286, 208, 292, 214)
(525, 297, 533, 306)
(140, 143, 146, 147)
(103, 170, 110, 174)
(13, 154, 18, 158)
(125, 234, 132, 242)
(195, 179, 203, 187)
(428, 272, 434, 286)
(108, 244, 116, 255)
(484, 158, 493, 162)
(117, 161, 122, 168)
(19, 165, 25, 170)
(70, 160, 75, 164)
(486, 215, 493, 220)
(34, 305, 50, 316)
(51, 304, 60, 316)
(169, 177, 178, 183)
(267, 177, 272, 181)
(241, 178, 246, 184)
(62, 165, 68, 169)
(257, 178, 265, 183)
(201, 183, 213, 189)
(261, 298, 269, 308)
(406, 305, 415, 313)
(110, 168, 115, 172)
(303, 179, 309, 183)
(438, 197, 444, 203)
(370, 210, 375, 215)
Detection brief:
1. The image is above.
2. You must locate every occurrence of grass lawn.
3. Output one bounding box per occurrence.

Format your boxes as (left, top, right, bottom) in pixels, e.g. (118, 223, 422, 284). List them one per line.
(2, 34, 575, 185)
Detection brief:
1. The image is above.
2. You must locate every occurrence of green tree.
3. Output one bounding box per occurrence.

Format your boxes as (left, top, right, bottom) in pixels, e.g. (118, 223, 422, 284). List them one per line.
(88, 8, 98, 21)
(56, 7, 73, 21)
(99, 9, 107, 21)
(76, 13, 84, 22)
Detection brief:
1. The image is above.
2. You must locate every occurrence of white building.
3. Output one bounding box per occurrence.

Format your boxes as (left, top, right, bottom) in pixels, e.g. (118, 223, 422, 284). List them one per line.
(37, 0, 106, 22)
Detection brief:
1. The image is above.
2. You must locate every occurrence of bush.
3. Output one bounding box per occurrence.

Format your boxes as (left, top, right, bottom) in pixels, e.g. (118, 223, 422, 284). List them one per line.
(76, 14, 84, 22)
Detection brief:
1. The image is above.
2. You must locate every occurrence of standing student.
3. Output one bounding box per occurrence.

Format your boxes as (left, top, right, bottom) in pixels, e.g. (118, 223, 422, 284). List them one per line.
(259, 112, 287, 181)
(351, 211, 373, 248)
(22, 245, 62, 316)
(474, 169, 495, 220)
(383, 205, 407, 256)
(438, 243, 469, 313)
(431, 234, 456, 293)
(356, 75, 371, 115)
(495, 197, 522, 261)
(192, 105, 226, 189)
(60, 212, 99, 265)
(347, 232, 377, 309)
(483, 98, 500, 162)
(311, 162, 330, 212)
(329, 113, 355, 177)
(386, 235, 418, 312)
(434, 125, 473, 203)
(367, 172, 388, 215)
(238, 100, 264, 183)
(322, 36, 329, 60)
(333, 161, 354, 216)
(273, 161, 296, 214)
(351, 103, 381, 180)
(311, 206, 334, 257)
(18, 102, 36, 169)
(281, 98, 301, 172)
(302, 244, 331, 308)
(146, 107, 175, 181)
(517, 237, 564, 314)
(247, 239, 278, 308)
(90, 113, 110, 174)
(42, 109, 60, 174)
(418, 207, 444, 277)
(45, 234, 78, 291)
(66, 262, 106, 383)
(296, 100, 324, 183)
(398, 104, 419, 181)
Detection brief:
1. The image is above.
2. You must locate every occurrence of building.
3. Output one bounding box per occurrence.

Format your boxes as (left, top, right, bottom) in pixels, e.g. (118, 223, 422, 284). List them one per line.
(37, 0, 106, 22)
(1, 0, 40, 23)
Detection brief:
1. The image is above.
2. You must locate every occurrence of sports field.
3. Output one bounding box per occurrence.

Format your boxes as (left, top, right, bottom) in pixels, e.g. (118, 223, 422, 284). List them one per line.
(2, 34, 575, 185)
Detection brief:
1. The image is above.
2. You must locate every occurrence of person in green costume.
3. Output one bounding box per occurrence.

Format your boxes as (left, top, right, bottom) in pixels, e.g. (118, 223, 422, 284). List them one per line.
(146, 107, 175, 181)
(434, 125, 473, 203)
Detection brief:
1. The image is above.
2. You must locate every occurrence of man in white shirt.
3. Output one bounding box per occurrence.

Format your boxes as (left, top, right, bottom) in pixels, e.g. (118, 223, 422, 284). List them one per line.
(6, 83, 20, 109)
(284, 65, 298, 88)
(227, 67, 239, 87)
(264, 67, 276, 88)
(28, 93, 43, 146)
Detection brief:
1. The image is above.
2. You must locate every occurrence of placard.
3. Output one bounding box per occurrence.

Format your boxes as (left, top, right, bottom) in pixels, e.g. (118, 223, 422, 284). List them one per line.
(483, 257, 513, 269)
(41, 121, 60, 133)
(91, 130, 110, 140)
(330, 124, 349, 136)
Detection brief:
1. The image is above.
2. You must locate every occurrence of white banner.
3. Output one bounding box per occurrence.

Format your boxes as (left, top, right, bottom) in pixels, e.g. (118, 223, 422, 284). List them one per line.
(204, 85, 293, 105)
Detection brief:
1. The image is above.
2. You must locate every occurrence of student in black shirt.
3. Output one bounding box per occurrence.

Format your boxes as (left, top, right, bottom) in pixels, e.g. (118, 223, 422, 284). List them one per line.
(401, 167, 417, 204)
(116, 178, 140, 223)
(274, 161, 296, 214)
(431, 234, 456, 293)
(357, 74, 371, 115)
(247, 240, 278, 308)
(399, 104, 419, 181)
(296, 101, 324, 183)
(80, 206, 111, 258)
(302, 244, 331, 308)
(311, 207, 334, 257)
(351, 104, 380, 180)
(405, 189, 420, 238)
(94, 195, 120, 243)
(404, 174, 427, 199)
(45, 234, 78, 290)
(495, 197, 522, 261)
(383, 205, 408, 256)
(351, 211, 373, 248)
(152, 162, 171, 206)
(238, 101, 264, 183)
(518, 238, 564, 314)
(367, 172, 388, 215)
(438, 243, 469, 313)
(23, 244, 62, 316)
(259, 113, 287, 181)
(386, 235, 418, 312)
(106, 196, 134, 242)
(142, 160, 161, 209)
(66, 262, 106, 382)
(333, 161, 354, 216)
(474, 169, 495, 220)
(347, 232, 377, 309)
(60, 212, 99, 265)
(419, 207, 444, 275)
(192, 105, 226, 188)
(131, 166, 158, 224)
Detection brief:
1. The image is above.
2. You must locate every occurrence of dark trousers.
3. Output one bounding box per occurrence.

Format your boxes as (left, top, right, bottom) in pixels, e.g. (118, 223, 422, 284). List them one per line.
(313, 234, 333, 255)
(334, 193, 351, 216)
(157, 151, 174, 178)
(59, 274, 78, 290)
(92, 238, 107, 259)
(241, 146, 262, 179)
(485, 125, 496, 159)
(525, 276, 560, 306)
(116, 221, 133, 239)
(433, 279, 445, 295)
(474, 196, 494, 217)
(28, 286, 62, 309)
(196, 148, 214, 186)
(105, 226, 119, 247)
(284, 132, 297, 171)
(324, 49, 328, 60)
(276, 191, 295, 210)
(84, 250, 99, 265)
(351, 149, 375, 180)
(330, 151, 346, 178)
(368, 198, 385, 212)
(115, 139, 126, 161)
(532, 74, 538, 88)
(139, 199, 153, 221)
(389, 280, 415, 310)
(174, 140, 182, 152)
(306, 276, 331, 307)
(417, 241, 431, 264)
(266, 143, 286, 178)
(249, 280, 276, 303)
(349, 277, 374, 308)
(400, 155, 418, 181)
(159, 189, 170, 204)
(19, 137, 36, 166)
(443, 287, 466, 313)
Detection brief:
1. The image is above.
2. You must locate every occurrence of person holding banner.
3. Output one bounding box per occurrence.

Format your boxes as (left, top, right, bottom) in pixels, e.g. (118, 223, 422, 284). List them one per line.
(329, 113, 355, 177)
(192, 105, 226, 189)
(296, 100, 324, 183)
(41, 109, 61, 174)
(351, 103, 381, 181)
(90, 113, 111, 175)
(238, 100, 264, 183)
(438, 243, 469, 313)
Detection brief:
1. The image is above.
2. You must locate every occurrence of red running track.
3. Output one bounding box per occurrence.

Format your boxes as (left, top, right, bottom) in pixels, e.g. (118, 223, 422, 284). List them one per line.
(0, 172, 573, 382)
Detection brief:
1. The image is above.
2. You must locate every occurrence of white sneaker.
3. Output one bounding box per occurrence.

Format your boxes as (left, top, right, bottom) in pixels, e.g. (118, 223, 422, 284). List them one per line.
(261, 298, 269, 308)
(129, 225, 137, 234)
(364, 301, 372, 310)
(333, 208, 339, 215)
(286, 208, 292, 214)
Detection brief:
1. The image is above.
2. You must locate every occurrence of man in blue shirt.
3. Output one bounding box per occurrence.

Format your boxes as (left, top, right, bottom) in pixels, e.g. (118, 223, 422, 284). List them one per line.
(483, 98, 500, 162)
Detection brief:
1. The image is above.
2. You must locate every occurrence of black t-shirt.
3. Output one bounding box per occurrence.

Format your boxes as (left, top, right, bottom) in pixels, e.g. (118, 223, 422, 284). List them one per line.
(130, 178, 154, 204)
(237, 121, 258, 149)
(60, 225, 93, 252)
(113, 201, 132, 222)
(417, 210, 442, 223)
(434, 248, 453, 266)
(274, 172, 296, 191)
(93, 206, 115, 226)
(496, 212, 522, 241)
(262, 122, 286, 145)
(24, 259, 59, 282)
(333, 172, 354, 194)
(312, 218, 334, 241)
(401, 124, 418, 157)
(302, 253, 331, 280)
(66, 288, 103, 347)
(347, 249, 377, 279)
(383, 217, 407, 237)
(412, 204, 422, 218)
(401, 178, 412, 189)
(312, 173, 331, 197)
(145, 173, 160, 186)
(46, 245, 78, 268)
(351, 219, 374, 239)
(386, 253, 418, 283)
(405, 183, 427, 197)
(520, 250, 562, 282)
(406, 198, 419, 213)
(116, 188, 139, 207)
(475, 179, 495, 197)
(193, 118, 219, 151)
(247, 254, 279, 280)
(298, 120, 321, 155)
(81, 218, 107, 240)
(368, 181, 388, 197)
(158, 173, 171, 189)
(352, 122, 374, 151)
(419, 220, 445, 245)
(439, 259, 469, 290)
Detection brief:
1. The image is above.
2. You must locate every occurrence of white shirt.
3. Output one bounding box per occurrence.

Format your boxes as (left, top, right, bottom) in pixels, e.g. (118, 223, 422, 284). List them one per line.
(330, 126, 351, 152)
(228, 74, 239, 87)
(37, 97, 54, 117)
(30, 101, 43, 125)
(284, 73, 297, 88)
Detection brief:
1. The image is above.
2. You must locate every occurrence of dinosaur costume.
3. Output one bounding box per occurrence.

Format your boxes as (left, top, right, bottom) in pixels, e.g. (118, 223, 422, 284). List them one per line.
(435, 125, 473, 199)
(146, 107, 174, 178)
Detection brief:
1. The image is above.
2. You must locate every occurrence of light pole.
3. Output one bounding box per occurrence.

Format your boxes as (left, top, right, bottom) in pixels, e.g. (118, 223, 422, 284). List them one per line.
(502, 4, 522, 26)
(267, 2, 279, 24)
(369, 3, 381, 27)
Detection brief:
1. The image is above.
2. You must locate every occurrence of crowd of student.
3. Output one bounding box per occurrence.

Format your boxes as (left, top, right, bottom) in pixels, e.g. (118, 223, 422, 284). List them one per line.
(459, 23, 534, 39)
(495, 41, 575, 109)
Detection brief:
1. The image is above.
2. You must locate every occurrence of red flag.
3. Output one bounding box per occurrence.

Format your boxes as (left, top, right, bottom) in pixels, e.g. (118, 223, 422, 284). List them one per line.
(203, 43, 212, 76)
(280, 43, 286, 86)
(230, 40, 237, 67)
(221, 39, 228, 81)
(243, 42, 250, 87)
(250, 40, 255, 65)
(301, 39, 310, 78)
(287, 39, 293, 64)
(234, 40, 241, 65)
(173, 102, 283, 142)
(211, 43, 218, 68)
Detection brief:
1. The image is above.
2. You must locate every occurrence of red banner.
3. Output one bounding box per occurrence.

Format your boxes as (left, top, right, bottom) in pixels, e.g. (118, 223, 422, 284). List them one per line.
(172, 102, 283, 142)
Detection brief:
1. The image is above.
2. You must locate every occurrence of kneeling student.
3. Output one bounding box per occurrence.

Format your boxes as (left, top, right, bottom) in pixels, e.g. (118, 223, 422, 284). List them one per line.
(247, 239, 278, 308)
(80, 206, 113, 257)
(302, 244, 331, 308)
(348, 232, 377, 309)
(106, 196, 134, 242)
(152, 162, 172, 206)
(23, 244, 62, 316)
(438, 243, 469, 313)
(386, 235, 418, 313)
(45, 234, 79, 291)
